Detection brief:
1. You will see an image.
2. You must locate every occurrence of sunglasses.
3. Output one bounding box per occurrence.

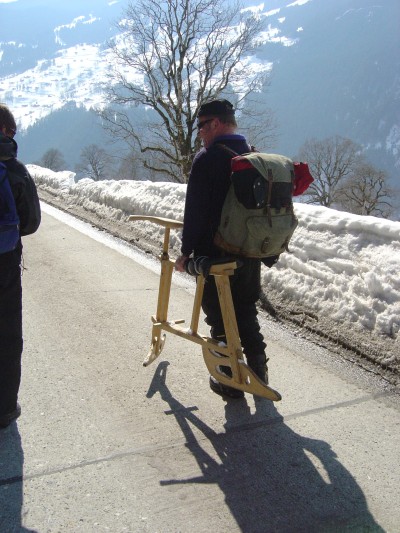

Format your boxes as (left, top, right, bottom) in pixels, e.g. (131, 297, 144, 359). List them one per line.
(196, 118, 214, 131)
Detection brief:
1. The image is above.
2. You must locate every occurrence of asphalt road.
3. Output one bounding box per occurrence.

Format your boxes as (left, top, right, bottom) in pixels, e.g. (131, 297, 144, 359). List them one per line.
(1, 207, 399, 533)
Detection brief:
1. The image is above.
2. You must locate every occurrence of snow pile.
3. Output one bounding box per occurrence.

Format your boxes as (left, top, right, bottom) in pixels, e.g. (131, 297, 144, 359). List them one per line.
(28, 166, 400, 364)
(31, 165, 75, 191)
(266, 205, 400, 340)
(29, 165, 186, 222)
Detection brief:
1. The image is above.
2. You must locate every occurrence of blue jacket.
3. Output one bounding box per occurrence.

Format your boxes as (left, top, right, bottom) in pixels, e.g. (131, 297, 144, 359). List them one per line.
(181, 134, 251, 257)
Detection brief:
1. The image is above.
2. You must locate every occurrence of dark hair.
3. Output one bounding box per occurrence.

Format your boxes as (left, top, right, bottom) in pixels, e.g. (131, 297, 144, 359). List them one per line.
(0, 103, 17, 133)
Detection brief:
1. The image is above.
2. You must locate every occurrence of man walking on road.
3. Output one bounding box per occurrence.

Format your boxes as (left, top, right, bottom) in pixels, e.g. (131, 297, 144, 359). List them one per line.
(0, 104, 41, 429)
(175, 99, 271, 399)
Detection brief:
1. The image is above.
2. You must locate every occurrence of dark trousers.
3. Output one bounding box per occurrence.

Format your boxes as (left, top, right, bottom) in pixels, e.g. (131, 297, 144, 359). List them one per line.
(0, 262, 23, 415)
(201, 257, 266, 368)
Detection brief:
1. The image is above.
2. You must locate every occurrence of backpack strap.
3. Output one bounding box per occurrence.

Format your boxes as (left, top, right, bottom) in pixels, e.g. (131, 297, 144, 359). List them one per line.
(214, 143, 240, 158)
(214, 143, 256, 157)
(266, 168, 273, 227)
(0, 161, 7, 182)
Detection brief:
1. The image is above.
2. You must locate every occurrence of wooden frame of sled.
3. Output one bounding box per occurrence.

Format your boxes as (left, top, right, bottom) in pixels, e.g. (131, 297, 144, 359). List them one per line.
(129, 215, 281, 401)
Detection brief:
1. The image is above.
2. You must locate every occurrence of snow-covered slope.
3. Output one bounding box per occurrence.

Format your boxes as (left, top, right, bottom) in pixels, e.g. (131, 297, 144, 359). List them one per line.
(0, 0, 121, 128)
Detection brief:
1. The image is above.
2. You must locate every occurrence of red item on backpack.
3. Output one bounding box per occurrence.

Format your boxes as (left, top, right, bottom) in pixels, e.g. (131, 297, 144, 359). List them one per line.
(293, 162, 314, 196)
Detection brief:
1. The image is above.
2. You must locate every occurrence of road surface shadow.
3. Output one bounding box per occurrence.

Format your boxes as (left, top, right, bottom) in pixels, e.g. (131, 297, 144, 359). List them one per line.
(0, 424, 38, 532)
(147, 361, 384, 533)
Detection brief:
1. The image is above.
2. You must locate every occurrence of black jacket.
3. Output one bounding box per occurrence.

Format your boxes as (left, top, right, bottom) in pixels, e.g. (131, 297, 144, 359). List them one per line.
(0, 133, 41, 266)
(181, 134, 251, 257)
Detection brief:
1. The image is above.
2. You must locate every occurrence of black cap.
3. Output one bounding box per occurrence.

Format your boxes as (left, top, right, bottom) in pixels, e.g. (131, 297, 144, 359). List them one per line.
(198, 99, 235, 117)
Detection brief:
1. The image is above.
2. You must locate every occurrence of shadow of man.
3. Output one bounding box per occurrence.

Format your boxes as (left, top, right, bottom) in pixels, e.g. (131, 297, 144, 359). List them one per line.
(0, 423, 38, 532)
(147, 361, 384, 533)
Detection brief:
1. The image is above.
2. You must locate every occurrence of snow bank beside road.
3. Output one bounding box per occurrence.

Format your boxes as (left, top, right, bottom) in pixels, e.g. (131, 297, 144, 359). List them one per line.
(268, 205, 400, 338)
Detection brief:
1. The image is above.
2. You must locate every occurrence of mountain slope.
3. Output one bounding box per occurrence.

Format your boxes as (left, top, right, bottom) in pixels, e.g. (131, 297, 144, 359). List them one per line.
(258, 0, 400, 178)
(0, 0, 398, 185)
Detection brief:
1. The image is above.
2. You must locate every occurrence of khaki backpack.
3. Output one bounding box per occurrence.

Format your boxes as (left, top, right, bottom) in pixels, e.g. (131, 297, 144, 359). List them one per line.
(214, 149, 299, 260)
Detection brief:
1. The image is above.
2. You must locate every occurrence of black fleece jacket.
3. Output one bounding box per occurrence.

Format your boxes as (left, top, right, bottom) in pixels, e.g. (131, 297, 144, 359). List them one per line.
(181, 134, 251, 257)
(0, 133, 41, 266)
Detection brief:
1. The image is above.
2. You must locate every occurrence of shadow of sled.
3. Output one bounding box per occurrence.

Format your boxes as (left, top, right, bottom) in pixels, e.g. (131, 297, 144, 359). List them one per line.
(146, 361, 385, 533)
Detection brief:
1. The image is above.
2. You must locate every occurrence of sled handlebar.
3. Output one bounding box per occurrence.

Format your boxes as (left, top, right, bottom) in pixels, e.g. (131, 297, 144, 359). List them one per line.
(129, 215, 183, 230)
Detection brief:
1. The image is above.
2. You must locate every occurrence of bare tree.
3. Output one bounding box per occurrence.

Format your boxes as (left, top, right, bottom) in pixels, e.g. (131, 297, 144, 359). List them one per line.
(336, 164, 393, 218)
(239, 90, 277, 149)
(76, 145, 113, 181)
(102, 0, 270, 182)
(298, 136, 363, 207)
(37, 148, 66, 171)
(116, 151, 140, 181)
(116, 149, 157, 181)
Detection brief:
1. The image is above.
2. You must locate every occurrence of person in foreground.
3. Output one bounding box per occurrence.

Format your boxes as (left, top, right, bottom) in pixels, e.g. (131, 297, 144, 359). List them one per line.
(0, 104, 41, 429)
(175, 99, 269, 399)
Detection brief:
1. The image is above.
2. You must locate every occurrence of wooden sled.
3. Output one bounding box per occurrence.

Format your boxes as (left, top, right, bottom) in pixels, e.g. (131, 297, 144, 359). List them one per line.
(129, 215, 281, 401)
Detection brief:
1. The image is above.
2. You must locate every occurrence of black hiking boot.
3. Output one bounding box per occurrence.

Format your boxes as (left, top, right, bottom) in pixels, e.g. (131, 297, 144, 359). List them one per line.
(249, 357, 269, 385)
(0, 403, 21, 429)
(209, 376, 245, 399)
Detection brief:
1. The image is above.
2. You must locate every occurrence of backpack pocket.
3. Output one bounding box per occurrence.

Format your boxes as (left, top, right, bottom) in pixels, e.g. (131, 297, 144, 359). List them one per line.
(244, 210, 298, 257)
